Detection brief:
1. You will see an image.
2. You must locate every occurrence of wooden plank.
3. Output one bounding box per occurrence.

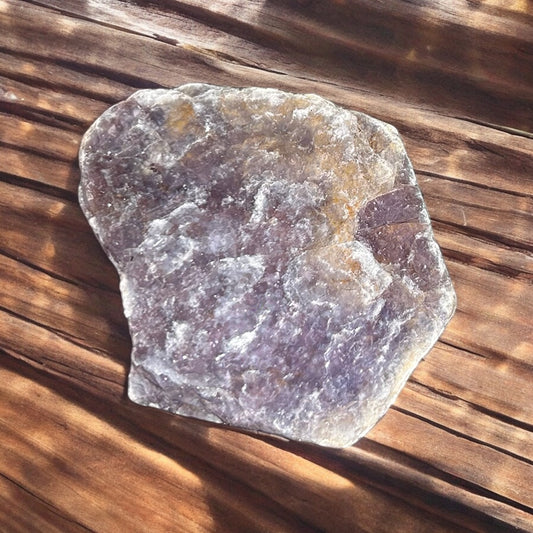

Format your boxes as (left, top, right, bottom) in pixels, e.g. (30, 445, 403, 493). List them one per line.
(2, 1, 532, 198)
(398, 381, 533, 464)
(0, 180, 119, 289)
(443, 260, 533, 363)
(0, 307, 126, 397)
(413, 342, 533, 432)
(29, 0, 533, 130)
(0, 146, 79, 194)
(0, 357, 466, 533)
(0, 112, 79, 162)
(370, 409, 533, 510)
(0, 475, 89, 533)
(333, 442, 533, 533)
(421, 174, 533, 250)
(0, 49, 132, 103)
(434, 227, 533, 279)
(0, 360, 298, 533)
(0, 252, 127, 357)
(0, 0, 532, 530)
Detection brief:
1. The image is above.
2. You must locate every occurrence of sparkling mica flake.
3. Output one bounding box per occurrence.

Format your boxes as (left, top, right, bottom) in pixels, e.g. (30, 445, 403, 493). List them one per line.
(79, 84, 456, 447)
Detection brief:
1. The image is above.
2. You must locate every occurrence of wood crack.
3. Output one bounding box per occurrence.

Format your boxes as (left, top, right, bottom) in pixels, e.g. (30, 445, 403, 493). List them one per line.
(439, 245, 533, 281)
(0, 471, 96, 532)
(362, 438, 533, 531)
(0, 302, 126, 361)
(0, 247, 119, 295)
(417, 169, 533, 200)
(378, 410, 533, 516)
(0, 100, 86, 131)
(0, 169, 78, 203)
(433, 219, 533, 254)
(407, 379, 533, 443)
(392, 402, 533, 467)
(451, 115, 533, 139)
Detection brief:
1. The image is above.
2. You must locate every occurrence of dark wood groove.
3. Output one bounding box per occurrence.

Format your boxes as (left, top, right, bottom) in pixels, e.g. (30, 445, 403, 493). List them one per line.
(398, 385, 533, 462)
(431, 218, 533, 254)
(390, 407, 533, 516)
(0, 169, 78, 203)
(0, 472, 95, 533)
(417, 169, 533, 200)
(358, 440, 533, 533)
(439, 245, 533, 281)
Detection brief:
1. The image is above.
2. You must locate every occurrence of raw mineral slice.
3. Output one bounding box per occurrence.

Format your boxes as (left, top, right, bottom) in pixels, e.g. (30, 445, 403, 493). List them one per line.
(78, 84, 456, 448)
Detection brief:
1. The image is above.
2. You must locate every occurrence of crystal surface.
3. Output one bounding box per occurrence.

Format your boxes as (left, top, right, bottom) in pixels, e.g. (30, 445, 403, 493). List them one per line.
(79, 84, 456, 447)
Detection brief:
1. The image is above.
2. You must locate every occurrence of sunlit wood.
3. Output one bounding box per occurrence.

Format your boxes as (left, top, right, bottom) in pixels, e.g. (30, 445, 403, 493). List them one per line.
(0, 0, 532, 530)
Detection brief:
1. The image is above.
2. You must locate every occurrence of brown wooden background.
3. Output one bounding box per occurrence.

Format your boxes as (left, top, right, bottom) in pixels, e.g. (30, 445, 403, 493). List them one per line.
(1, 1, 532, 531)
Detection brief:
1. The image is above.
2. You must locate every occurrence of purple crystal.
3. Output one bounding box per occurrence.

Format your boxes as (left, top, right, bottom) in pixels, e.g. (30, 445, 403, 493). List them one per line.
(79, 84, 456, 447)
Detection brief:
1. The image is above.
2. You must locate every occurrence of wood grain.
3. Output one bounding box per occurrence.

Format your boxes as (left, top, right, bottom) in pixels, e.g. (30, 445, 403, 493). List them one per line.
(0, 1, 532, 531)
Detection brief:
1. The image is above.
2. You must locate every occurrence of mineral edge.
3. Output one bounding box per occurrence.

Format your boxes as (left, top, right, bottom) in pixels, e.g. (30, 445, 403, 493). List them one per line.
(79, 84, 456, 447)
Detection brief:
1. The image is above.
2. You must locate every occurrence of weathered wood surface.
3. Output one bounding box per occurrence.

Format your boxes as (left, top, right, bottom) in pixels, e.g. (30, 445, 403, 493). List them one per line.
(1, 0, 532, 531)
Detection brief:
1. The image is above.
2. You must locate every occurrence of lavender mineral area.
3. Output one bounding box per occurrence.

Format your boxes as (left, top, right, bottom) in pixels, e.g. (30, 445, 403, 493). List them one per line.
(78, 84, 456, 447)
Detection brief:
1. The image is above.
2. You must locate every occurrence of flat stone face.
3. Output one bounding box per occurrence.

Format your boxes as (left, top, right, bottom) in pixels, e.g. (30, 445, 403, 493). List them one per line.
(79, 84, 456, 447)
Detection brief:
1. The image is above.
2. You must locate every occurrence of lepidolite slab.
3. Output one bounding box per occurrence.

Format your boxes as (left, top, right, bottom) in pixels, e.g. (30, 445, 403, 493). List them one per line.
(79, 84, 456, 447)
